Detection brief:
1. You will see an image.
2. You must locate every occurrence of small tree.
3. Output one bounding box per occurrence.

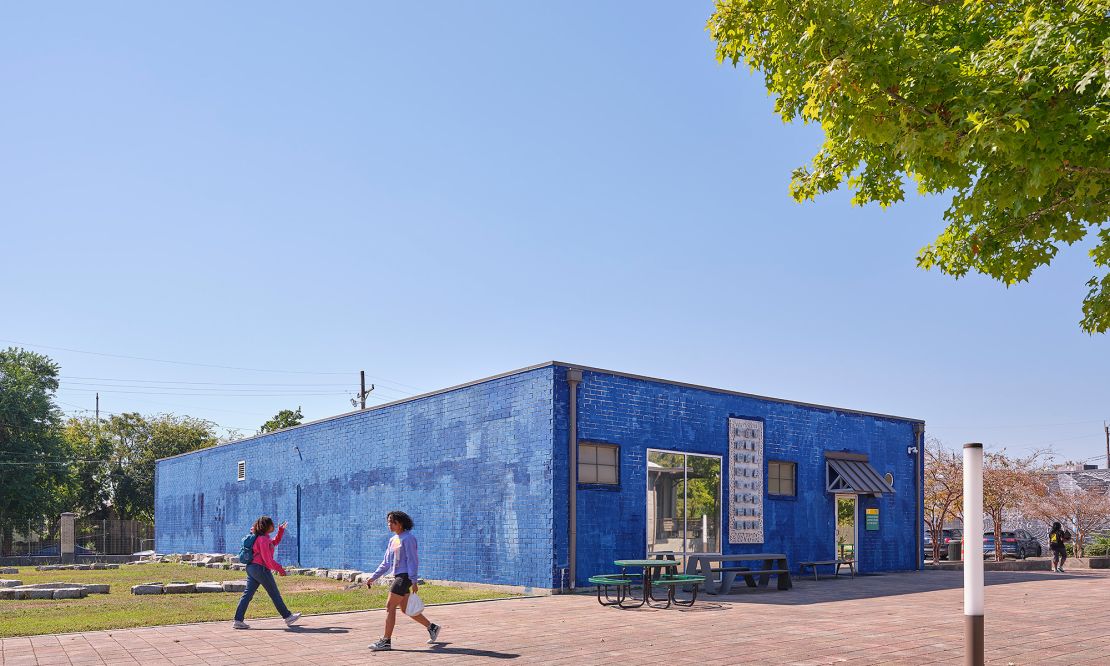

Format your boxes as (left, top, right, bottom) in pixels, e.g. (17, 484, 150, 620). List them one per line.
(259, 407, 303, 434)
(924, 440, 962, 562)
(1025, 476, 1110, 557)
(982, 450, 1047, 561)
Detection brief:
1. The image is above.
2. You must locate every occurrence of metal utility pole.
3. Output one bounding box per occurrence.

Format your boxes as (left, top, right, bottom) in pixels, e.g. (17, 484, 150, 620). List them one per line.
(1105, 421, 1109, 470)
(95, 393, 100, 446)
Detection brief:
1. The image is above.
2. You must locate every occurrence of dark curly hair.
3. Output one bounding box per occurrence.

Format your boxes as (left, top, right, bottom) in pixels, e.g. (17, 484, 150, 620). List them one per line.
(387, 511, 414, 531)
(252, 516, 275, 535)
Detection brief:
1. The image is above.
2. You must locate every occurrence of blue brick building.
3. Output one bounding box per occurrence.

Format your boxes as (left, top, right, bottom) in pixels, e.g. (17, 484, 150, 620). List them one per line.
(155, 362, 924, 592)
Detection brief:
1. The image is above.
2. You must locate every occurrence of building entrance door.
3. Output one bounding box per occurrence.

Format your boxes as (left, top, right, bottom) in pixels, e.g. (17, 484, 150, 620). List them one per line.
(646, 450, 721, 565)
(835, 494, 857, 564)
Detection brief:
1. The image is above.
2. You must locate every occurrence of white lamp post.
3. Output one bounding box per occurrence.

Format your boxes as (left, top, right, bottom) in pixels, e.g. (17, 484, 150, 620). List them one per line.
(963, 443, 984, 666)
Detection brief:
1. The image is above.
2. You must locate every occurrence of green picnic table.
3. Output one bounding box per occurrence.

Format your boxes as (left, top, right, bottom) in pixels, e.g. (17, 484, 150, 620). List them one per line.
(588, 559, 702, 609)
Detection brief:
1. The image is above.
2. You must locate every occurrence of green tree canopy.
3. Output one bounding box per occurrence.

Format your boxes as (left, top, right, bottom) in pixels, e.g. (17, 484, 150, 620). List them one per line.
(710, 0, 1110, 331)
(0, 348, 69, 541)
(259, 406, 303, 434)
(61, 412, 218, 521)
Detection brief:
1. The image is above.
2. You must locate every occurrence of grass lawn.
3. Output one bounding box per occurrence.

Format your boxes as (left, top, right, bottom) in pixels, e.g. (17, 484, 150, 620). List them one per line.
(0, 563, 516, 638)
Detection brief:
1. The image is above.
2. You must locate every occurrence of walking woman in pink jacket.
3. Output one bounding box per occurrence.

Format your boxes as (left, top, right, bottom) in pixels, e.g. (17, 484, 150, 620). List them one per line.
(232, 516, 301, 629)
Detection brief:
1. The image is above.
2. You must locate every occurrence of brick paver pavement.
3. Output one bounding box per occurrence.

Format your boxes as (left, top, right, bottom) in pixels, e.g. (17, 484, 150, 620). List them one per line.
(3, 569, 1109, 665)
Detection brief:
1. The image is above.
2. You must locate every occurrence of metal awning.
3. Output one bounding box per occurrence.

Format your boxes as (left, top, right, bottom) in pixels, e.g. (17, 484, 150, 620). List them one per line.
(825, 453, 894, 496)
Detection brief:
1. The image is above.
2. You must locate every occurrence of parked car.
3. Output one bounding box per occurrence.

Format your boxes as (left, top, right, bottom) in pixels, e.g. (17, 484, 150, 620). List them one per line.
(982, 530, 1042, 559)
(924, 529, 963, 560)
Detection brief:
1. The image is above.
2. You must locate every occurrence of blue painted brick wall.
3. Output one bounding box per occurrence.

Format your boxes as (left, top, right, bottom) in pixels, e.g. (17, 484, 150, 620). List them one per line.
(155, 366, 558, 590)
(157, 362, 922, 591)
(554, 366, 920, 587)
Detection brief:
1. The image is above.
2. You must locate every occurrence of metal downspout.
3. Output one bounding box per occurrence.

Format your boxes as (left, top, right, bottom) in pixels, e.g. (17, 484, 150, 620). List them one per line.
(566, 368, 582, 589)
(914, 422, 924, 571)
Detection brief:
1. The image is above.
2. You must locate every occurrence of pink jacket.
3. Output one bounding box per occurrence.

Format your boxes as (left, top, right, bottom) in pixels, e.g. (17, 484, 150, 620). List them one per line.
(253, 525, 286, 575)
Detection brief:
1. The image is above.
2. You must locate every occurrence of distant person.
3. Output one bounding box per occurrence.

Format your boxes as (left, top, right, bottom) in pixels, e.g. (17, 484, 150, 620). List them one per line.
(1048, 522, 1072, 573)
(232, 515, 301, 629)
(365, 511, 441, 651)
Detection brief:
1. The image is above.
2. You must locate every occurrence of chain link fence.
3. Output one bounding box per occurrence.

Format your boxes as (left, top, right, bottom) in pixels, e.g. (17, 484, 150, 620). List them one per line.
(75, 518, 155, 555)
(1, 517, 61, 556)
(1, 516, 154, 556)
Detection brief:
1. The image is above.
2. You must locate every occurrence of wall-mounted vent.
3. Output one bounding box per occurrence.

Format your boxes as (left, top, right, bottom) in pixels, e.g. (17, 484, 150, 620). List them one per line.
(237, 461, 246, 481)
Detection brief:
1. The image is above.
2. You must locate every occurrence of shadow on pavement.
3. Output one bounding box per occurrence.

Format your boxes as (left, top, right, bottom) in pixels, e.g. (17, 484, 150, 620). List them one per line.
(698, 569, 1103, 606)
(254, 625, 351, 633)
(568, 570, 1103, 609)
(389, 642, 519, 658)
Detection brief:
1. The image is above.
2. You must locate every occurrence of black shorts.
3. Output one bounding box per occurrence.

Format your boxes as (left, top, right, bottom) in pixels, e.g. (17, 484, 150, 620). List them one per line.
(389, 573, 412, 596)
(1051, 546, 1067, 558)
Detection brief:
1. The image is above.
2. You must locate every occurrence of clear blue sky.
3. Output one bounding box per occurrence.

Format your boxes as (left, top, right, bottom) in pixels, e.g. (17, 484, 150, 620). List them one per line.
(2, 2, 1106, 462)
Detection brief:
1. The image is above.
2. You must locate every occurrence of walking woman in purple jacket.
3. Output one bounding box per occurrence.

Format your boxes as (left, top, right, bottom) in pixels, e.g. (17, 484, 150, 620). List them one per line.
(365, 511, 440, 651)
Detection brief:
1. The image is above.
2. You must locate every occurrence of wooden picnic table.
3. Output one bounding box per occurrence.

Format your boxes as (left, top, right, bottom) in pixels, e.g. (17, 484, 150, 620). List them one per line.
(684, 553, 792, 594)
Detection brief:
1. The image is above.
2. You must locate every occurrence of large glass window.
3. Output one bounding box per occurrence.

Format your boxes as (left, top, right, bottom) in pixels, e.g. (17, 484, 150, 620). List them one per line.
(647, 451, 721, 559)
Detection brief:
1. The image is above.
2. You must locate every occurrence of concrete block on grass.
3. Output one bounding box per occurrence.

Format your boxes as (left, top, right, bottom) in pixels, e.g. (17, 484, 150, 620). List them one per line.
(163, 582, 196, 594)
(83, 584, 111, 594)
(131, 583, 164, 595)
(52, 588, 88, 599)
(221, 580, 247, 593)
(196, 582, 225, 593)
(25, 589, 55, 599)
(0, 568, 18, 574)
(0, 580, 22, 588)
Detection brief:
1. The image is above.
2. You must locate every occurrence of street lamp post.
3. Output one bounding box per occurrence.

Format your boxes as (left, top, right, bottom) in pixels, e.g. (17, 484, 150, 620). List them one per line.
(963, 442, 984, 666)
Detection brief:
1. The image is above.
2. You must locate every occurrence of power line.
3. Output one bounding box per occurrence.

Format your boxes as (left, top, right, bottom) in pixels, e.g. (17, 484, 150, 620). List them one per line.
(59, 375, 355, 387)
(0, 338, 351, 375)
(928, 419, 1104, 430)
(56, 375, 419, 396)
(60, 381, 353, 395)
(60, 387, 354, 397)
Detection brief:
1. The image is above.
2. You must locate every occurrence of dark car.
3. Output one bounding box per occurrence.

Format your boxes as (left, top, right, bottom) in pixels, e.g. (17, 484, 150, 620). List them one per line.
(924, 529, 963, 560)
(982, 529, 1042, 559)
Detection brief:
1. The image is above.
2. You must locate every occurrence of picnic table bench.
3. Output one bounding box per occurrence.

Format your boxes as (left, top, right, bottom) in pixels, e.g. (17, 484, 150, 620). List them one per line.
(685, 553, 792, 594)
(798, 559, 855, 581)
(589, 558, 705, 609)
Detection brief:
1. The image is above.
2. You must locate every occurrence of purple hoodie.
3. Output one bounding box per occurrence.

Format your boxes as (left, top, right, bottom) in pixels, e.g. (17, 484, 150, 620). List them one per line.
(369, 530, 418, 582)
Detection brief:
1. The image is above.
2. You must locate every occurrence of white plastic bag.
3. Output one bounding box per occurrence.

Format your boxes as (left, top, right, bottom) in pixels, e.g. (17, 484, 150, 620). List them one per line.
(404, 592, 424, 616)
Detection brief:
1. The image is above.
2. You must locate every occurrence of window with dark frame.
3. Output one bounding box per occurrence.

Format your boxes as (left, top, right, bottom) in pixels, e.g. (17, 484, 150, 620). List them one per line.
(578, 443, 619, 485)
(237, 460, 246, 482)
(768, 460, 796, 496)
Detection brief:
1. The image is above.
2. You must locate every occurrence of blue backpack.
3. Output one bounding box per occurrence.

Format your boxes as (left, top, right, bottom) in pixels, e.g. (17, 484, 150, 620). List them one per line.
(238, 533, 258, 564)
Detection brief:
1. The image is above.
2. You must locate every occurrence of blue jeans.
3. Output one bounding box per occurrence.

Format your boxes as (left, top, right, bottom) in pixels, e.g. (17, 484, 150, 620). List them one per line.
(234, 564, 291, 621)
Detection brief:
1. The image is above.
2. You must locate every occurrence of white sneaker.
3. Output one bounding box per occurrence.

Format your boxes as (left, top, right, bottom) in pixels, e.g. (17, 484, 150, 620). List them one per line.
(284, 612, 301, 626)
(232, 621, 250, 629)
